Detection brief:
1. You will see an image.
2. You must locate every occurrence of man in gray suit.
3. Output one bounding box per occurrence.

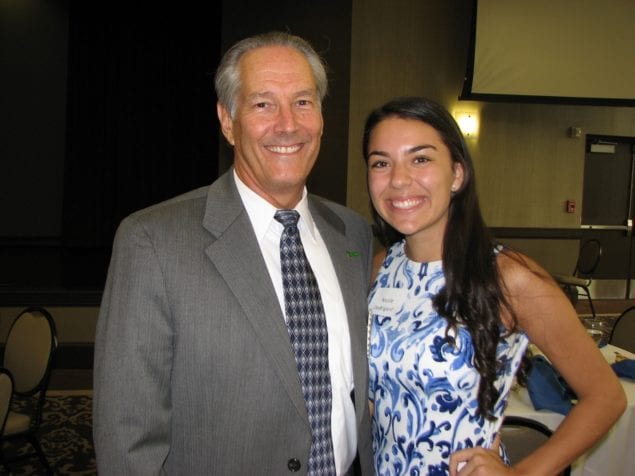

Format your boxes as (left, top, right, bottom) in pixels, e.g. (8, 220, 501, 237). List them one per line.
(93, 31, 373, 474)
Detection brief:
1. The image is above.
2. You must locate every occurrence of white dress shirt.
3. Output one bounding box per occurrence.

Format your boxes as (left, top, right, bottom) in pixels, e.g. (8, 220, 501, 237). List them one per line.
(234, 170, 356, 474)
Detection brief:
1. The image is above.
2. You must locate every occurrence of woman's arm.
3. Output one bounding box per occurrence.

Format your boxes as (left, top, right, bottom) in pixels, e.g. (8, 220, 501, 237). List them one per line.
(505, 252, 625, 475)
(449, 252, 625, 476)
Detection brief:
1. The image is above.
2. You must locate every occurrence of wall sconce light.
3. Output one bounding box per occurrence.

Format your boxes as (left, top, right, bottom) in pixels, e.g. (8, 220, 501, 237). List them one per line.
(455, 112, 479, 139)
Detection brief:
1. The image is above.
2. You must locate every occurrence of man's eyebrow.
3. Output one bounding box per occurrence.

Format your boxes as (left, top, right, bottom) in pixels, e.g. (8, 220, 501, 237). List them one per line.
(294, 89, 318, 97)
(245, 91, 274, 101)
(245, 89, 318, 101)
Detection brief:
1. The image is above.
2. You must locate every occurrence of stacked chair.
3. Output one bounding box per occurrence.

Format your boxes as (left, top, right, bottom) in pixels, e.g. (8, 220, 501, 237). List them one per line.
(553, 238, 603, 318)
(0, 368, 14, 472)
(500, 415, 571, 476)
(610, 305, 635, 353)
(0, 306, 57, 474)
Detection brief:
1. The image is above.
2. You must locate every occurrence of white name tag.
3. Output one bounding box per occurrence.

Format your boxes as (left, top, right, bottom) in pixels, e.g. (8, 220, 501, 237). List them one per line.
(369, 288, 408, 315)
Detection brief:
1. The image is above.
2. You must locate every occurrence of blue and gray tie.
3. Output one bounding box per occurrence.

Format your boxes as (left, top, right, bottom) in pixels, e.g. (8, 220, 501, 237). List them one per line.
(275, 209, 336, 475)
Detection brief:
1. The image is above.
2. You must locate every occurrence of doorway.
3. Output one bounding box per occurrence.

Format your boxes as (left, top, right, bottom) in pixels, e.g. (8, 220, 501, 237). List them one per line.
(581, 135, 635, 298)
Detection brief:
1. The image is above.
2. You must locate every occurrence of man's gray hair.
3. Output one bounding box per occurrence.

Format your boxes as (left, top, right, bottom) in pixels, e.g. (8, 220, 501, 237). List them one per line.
(214, 31, 328, 118)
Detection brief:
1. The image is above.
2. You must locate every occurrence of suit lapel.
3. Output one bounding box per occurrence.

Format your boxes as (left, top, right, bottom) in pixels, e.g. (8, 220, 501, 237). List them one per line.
(202, 172, 309, 423)
(309, 198, 370, 427)
(202, 176, 370, 430)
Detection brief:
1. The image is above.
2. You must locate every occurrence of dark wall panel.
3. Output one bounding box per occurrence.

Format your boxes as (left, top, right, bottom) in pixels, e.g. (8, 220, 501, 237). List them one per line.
(1, 0, 352, 303)
(1, 2, 222, 298)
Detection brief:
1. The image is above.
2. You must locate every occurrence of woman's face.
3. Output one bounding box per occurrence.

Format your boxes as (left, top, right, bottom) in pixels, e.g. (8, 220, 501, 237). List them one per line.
(367, 117, 464, 251)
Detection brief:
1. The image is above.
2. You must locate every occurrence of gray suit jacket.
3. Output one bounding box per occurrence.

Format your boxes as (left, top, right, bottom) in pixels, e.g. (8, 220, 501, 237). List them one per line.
(93, 171, 374, 475)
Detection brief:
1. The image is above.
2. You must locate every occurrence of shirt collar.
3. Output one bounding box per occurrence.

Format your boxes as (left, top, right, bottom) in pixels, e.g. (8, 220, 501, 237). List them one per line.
(233, 169, 318, 241)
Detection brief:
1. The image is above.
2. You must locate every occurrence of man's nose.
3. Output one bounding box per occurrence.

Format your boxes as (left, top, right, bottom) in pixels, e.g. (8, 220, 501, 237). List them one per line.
(273, 105, 299, 133)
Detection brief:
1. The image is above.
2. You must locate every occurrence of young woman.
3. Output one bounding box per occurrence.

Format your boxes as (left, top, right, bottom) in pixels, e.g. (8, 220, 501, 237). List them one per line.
(364, 96, 625, 475)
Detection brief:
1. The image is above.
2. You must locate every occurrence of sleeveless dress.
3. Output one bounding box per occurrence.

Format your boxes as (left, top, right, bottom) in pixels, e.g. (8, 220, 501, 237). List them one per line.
(368, 240, 529, 475)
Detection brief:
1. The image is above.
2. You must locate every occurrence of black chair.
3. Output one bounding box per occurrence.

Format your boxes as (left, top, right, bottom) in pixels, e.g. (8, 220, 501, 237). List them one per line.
(609, 305, 635, 353)
(500, 415, 571, 476)
(0, 368, 14, 472)
(0, 307, 57, 474)
(553, 238, 603, 318)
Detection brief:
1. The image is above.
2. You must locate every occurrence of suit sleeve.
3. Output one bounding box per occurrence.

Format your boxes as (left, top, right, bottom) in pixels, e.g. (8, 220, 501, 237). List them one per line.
(93, 216, 173, 474)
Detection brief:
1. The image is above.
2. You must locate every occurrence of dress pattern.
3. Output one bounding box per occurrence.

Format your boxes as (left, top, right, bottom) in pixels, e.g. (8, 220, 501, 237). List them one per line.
(368, 241, 528, 475)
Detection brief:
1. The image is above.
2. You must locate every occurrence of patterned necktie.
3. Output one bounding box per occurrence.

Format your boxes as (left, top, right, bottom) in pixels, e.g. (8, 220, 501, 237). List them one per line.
(274, 209, 336, 475)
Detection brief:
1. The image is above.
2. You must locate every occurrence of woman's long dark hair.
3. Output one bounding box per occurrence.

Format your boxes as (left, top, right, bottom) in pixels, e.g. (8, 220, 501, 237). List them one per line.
(363, 97, 517, 420)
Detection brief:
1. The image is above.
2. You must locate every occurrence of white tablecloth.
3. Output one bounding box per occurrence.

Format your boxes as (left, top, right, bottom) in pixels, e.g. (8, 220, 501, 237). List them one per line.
(506, 344, 635, 476)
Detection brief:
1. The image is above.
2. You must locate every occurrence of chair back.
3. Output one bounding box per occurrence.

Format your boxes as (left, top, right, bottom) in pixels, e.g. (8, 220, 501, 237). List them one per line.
(3, 307, 57, 396)
(610, 306, 635, 353)
(0, 368, 13, 434)
(500, 416, 571, 476)
(574, 238, 602, 279)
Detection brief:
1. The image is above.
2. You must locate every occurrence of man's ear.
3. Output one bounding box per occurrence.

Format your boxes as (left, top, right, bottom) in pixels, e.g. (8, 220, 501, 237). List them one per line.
(217, 103, 234, 146)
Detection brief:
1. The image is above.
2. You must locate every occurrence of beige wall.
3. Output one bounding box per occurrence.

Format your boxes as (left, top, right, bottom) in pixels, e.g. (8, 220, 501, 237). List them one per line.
(347, 0, 471, 223)
(0, 307, 98, 344)
(477, 103, 635, 228)
(347, 0, 635, 271)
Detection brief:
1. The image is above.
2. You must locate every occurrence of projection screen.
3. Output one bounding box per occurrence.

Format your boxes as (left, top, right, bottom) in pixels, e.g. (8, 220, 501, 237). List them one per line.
(460, 0, 635, 106)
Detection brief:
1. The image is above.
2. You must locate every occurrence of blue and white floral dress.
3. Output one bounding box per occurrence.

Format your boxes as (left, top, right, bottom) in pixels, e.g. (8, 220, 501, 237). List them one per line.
(368, 240, 528, 475)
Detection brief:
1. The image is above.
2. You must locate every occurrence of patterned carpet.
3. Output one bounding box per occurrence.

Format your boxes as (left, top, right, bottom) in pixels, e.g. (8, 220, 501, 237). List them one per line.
(1, 391, 95, 475)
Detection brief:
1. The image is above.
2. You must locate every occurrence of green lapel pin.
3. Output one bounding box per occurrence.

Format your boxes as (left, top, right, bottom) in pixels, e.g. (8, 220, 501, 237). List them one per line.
(346, 250, 360, 258)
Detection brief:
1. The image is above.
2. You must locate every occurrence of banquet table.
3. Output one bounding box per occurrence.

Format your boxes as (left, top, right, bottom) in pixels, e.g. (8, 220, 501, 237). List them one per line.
(505, 344, 635, 476)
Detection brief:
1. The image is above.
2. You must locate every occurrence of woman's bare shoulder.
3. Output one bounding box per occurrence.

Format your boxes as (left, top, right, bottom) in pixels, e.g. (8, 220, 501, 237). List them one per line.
(371, 248, 387, 283)
(497, 248, 556, 292)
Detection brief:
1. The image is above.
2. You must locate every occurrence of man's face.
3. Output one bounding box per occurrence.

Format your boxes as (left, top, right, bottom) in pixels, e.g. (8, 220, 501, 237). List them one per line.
(218, 45, 324, 208)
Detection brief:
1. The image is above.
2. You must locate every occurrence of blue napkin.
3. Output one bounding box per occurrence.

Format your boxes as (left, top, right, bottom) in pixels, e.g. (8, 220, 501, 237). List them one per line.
(526, 355, 576, 415)
(611, 359, 635, 379)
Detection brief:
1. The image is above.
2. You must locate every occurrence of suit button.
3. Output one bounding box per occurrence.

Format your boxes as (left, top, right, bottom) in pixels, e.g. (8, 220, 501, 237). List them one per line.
(287, 458, 301, 472)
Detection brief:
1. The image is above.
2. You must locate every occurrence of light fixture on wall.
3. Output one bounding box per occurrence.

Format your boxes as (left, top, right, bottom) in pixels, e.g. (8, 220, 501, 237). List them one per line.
(455, 111, 479, 139)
